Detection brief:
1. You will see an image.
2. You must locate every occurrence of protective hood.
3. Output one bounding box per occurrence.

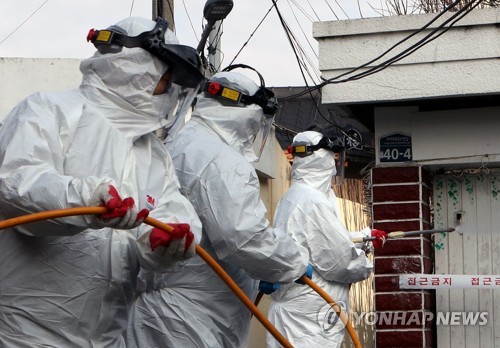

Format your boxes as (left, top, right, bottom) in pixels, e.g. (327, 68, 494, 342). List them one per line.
(190, 96, 264, 162)
(79, 17, 178, 141)
(291, 131, 337, 194)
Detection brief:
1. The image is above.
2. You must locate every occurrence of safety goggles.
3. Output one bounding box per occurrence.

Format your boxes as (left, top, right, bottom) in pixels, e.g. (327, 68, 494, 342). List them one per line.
(202, 81, 276, 116)
(207, 63, 278, 116)
(288, 136, 345, 157)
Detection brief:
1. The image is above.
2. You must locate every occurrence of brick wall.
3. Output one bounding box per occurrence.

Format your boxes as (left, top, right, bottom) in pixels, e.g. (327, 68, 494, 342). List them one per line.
(371, 165, 435, 347)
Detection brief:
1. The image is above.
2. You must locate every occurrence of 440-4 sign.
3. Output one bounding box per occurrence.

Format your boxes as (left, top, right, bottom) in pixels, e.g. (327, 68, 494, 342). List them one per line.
(379, 133, 412, 163)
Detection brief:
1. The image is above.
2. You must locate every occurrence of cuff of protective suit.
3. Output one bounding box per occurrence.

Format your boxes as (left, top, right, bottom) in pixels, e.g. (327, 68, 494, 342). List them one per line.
(295, 263, 313, 285)
(73, 177, 117, 229)
(351, 227, 372, 249)
(288, 245, 311, 284)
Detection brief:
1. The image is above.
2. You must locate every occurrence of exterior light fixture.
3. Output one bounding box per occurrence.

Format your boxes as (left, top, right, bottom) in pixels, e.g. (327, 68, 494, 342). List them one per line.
(196, 0, 234, 54)
(203, 0, 234, 21)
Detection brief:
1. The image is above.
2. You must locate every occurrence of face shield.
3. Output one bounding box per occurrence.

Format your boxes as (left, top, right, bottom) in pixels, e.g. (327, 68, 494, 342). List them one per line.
(252, 112, 275, 160)
(203, 64, 278, 160)
(163, 83, 198, 132)
(333, 146, 346, 185)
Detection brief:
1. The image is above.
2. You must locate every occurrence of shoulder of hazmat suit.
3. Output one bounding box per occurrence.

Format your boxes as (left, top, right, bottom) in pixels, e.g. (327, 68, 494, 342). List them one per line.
(266, 130, 373, 348)
(0, 17, 202, 348)
(126, 70, 310, 348)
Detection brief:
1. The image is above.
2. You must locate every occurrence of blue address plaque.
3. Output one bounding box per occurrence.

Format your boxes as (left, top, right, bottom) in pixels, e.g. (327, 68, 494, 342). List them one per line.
(379, 133, 412, 162)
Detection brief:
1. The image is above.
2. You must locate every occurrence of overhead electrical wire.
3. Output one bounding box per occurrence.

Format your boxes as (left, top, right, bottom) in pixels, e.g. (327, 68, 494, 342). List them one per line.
(271, 0, 365, 148)
(305, 0, 322, 21)
(286, 0, 319, 59)
(227, 0, 321, 84)
(181, 0, 199, 41)
(225, 0, 326, 148)
(336, 0, 482, 82)
(331, 0, 350, 19)
(272, 1, 321, 84)
(227, 5, 274, 66)
(323, 0, 340, 20)
(281, 0, 485, 101)
(275, 0, 484, 151)
(0, 0, 50, 46)
(288, 0, 317, 22)
(267, 1, 370, 149)
(271, 0, 371, 147)
(321, 0, 482, 84)
(129, 0, 135, 17)
(219, 0, 483, 152)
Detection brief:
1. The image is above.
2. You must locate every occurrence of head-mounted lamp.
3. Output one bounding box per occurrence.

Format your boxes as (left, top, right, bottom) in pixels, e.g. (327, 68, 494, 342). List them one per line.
(202, 64, 278, 116)
(87, 17, 204, 89)
(288, 136, 344, 157)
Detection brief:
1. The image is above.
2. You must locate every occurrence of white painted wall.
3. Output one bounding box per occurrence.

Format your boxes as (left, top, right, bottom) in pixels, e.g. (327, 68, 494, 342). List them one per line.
(314, 8, 500, 104)
(374, 106, 500, 168)
(0, 58, 82, 121)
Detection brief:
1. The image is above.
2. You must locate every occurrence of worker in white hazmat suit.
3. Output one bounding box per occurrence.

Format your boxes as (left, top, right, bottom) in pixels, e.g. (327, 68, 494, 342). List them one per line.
(126, 64, 311, 348)
(0, 17, 204, 347)
(266, 130, 387, 347)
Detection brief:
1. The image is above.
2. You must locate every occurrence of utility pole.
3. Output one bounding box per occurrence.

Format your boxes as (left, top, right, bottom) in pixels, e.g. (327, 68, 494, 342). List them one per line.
(152, 0, 175, 141)
(207, 21, 222, 73)
(153, 0, 174, 31)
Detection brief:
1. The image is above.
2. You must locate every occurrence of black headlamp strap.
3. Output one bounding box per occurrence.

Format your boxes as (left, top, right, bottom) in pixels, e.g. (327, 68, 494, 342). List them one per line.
(288, 137, 345, 157)
(288, 143, 320, 157)
(135, 17, 167, 51)
(222, 64, 266, 87)
(88, 17, 168, 54)
(219, 64, 278, 116)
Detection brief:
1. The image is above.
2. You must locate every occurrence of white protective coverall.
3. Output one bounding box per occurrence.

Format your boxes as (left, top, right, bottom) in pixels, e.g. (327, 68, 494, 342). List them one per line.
(267, 131, 373, 348)
(0, 17, 201, 348)
(126, 72, 310, 348)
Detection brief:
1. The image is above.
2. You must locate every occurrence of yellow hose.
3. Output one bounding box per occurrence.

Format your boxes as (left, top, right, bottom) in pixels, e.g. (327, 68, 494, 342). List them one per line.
(0, 207, 293, 348)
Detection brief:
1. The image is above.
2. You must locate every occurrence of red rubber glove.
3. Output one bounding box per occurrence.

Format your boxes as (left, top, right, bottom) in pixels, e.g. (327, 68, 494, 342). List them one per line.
(94, 184, 149, 229)
(371, 229, 388, 249)
(149, 223, 195, 259)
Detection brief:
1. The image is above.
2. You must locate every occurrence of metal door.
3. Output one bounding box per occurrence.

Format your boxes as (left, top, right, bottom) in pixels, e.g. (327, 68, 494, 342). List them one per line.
(434, 172, 500, 347)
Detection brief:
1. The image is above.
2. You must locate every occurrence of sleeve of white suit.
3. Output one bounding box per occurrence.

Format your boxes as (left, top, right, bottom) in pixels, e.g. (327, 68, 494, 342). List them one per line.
(300, 204, 373, 284)
(0, 95, 117, 236)
(134, 152, 202, 272)
(195, 162, 309, 284)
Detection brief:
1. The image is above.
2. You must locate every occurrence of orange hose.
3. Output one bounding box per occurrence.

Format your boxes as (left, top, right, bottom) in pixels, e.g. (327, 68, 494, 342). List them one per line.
(300, 276, 362, 348)
(254, 281, 362, 348)
(0, 207, 293, 348)
(254, 282, 362, 348)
